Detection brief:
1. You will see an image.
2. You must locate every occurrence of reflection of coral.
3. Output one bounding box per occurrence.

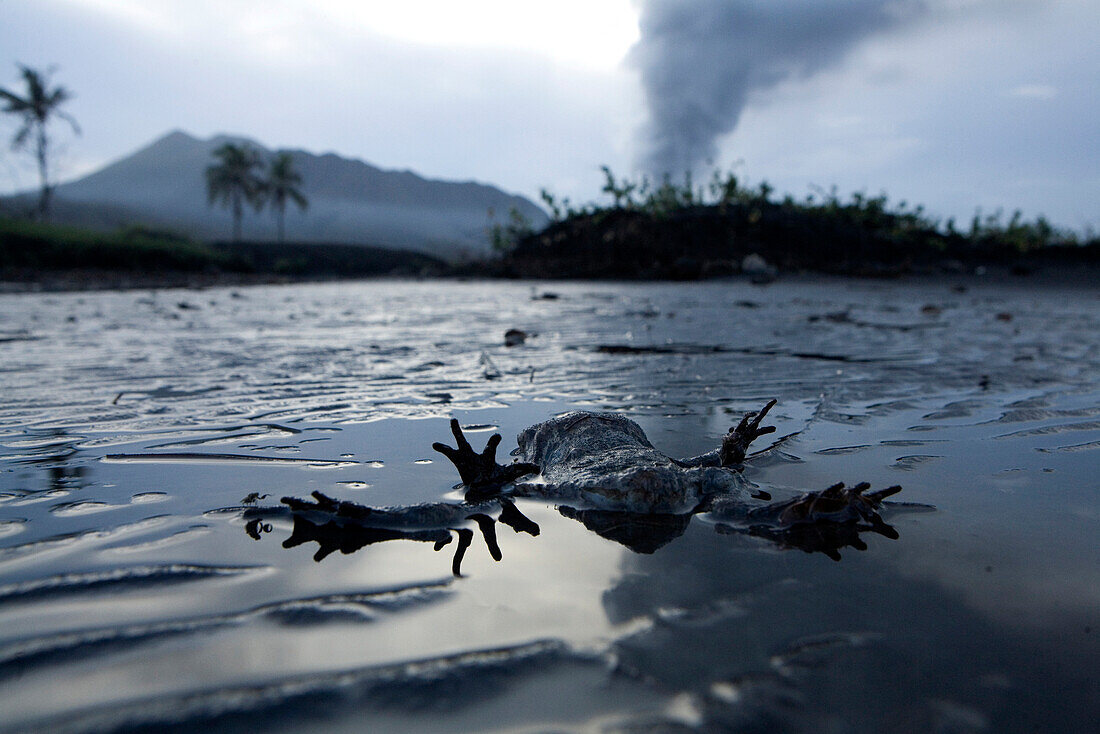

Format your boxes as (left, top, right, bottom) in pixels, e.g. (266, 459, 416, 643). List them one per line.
(746, 481, 901, 526)
(254, 479, 903, 574)
(499, 498, 540, 536)
(283, 515, 452, 563)
(244, 518, 272, 540)
(716, 481, 904, 560)
(245, 406, 913, 574)
(721, 515, 900, 562)
(557, 507, 692, 554)
(252, 490, 541, 576)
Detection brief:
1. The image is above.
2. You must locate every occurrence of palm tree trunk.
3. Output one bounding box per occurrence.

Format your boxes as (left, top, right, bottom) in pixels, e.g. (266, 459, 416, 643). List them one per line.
(277, 204, 285, 244)
(35, 123, 51, 221)
(232, 193, 242, 242)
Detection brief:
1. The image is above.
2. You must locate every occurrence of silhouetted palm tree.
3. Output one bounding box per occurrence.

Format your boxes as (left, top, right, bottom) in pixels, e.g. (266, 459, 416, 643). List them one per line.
(205, 142, 264, 242)
(262, 151, 308, 243)
(0, 64, 80, 221)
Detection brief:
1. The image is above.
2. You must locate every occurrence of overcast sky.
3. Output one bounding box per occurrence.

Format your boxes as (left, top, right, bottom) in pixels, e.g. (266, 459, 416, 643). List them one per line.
(2, 0, 1097, 230)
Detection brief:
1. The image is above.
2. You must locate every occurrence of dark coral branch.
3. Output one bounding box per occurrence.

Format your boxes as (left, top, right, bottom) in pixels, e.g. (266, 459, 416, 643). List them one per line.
(749, 481, 903, 527)
(432, 418, 539, 491)
(720, 398, 778, 466)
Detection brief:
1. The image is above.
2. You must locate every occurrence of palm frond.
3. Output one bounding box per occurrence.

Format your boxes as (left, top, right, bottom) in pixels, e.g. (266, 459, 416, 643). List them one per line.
(57, 110, 81, 135)
(11, 121, 32, 150)
(0, 87, 32, 112)
(262, 151, 308, 212)
(206, 141, 267, 222)
(288, 189, 309, 210)
(46, 87, 72, 107)
(18, 65, 46, 102)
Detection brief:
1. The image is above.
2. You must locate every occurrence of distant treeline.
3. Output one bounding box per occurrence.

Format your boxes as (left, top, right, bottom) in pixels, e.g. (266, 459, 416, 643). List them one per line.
(0, 218, 445, 281)
(494, 168, 1099, 279)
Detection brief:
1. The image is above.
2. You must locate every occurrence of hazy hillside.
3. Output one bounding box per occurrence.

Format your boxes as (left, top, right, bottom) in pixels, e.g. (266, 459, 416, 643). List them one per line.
(4, 131, 547, 258)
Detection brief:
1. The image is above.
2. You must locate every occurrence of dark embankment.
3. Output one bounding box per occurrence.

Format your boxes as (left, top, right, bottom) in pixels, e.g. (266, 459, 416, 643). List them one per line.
(207, 240, 445, 277)
(503, 205, 1099, 279)
(496, 174, 1099, 279)
(0, 218, 447, 290)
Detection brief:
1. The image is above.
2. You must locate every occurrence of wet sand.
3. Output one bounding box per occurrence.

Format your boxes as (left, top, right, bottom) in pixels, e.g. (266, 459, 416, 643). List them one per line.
(0, 279, 1097, 732)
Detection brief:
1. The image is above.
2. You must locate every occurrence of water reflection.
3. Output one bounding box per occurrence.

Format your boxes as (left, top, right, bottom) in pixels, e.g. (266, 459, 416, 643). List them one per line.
(2, 429, 88, 494)
(721, 515, 898, 562)
(248, 485, 904, 574)
(245, 492, 544, 576)
(283, 516, 452, 563)
(557, 506, 693, 554)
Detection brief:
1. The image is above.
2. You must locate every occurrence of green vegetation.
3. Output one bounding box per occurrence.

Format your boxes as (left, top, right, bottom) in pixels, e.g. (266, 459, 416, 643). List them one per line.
(0, 217, 241, 272)
(486, 205, 534, 253)
(0, 64, 80, 222)
(261, 152, 308, 244)
(205, 144, 310, 243)
(508, 167, 1096, 278)
(205, 142, 266, 242)
(1, 55, 1089, 284)
(0, 217, 445, 283)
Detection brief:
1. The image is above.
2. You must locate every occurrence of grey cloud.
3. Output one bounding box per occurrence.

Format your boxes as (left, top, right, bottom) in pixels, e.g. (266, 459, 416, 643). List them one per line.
(631, 0, 927, 175)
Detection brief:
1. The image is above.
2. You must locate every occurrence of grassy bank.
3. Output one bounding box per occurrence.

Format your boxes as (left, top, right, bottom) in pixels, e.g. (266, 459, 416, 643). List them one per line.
(0, 218, 242, 273)
(209, 240, 445, 277)
(0, 218, 447, 288)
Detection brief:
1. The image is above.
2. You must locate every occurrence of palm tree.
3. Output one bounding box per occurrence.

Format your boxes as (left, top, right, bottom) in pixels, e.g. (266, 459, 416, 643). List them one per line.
(262, 152, 308, 243)
(0, 64, 80, 221)
(205, 142, 264, 242)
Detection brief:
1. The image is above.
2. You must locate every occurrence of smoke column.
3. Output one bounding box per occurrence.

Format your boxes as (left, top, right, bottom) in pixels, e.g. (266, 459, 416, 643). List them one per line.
(631, 0, 926, 176)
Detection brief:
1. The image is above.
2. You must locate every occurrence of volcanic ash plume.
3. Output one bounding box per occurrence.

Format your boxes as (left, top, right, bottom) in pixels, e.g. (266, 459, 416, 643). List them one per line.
(630, 0, 926, 176)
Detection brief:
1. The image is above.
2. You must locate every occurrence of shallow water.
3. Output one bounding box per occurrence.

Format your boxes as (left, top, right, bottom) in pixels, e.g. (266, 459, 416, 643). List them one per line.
(0, 278, 1097, 732)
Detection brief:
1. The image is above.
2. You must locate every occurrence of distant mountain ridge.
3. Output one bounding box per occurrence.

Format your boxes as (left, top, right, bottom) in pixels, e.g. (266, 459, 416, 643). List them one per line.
(4, 130, 546, 258)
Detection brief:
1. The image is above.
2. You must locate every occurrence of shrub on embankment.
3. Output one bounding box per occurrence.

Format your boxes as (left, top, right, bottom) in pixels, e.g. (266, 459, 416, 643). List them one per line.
(499, 169, 1099, 279)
